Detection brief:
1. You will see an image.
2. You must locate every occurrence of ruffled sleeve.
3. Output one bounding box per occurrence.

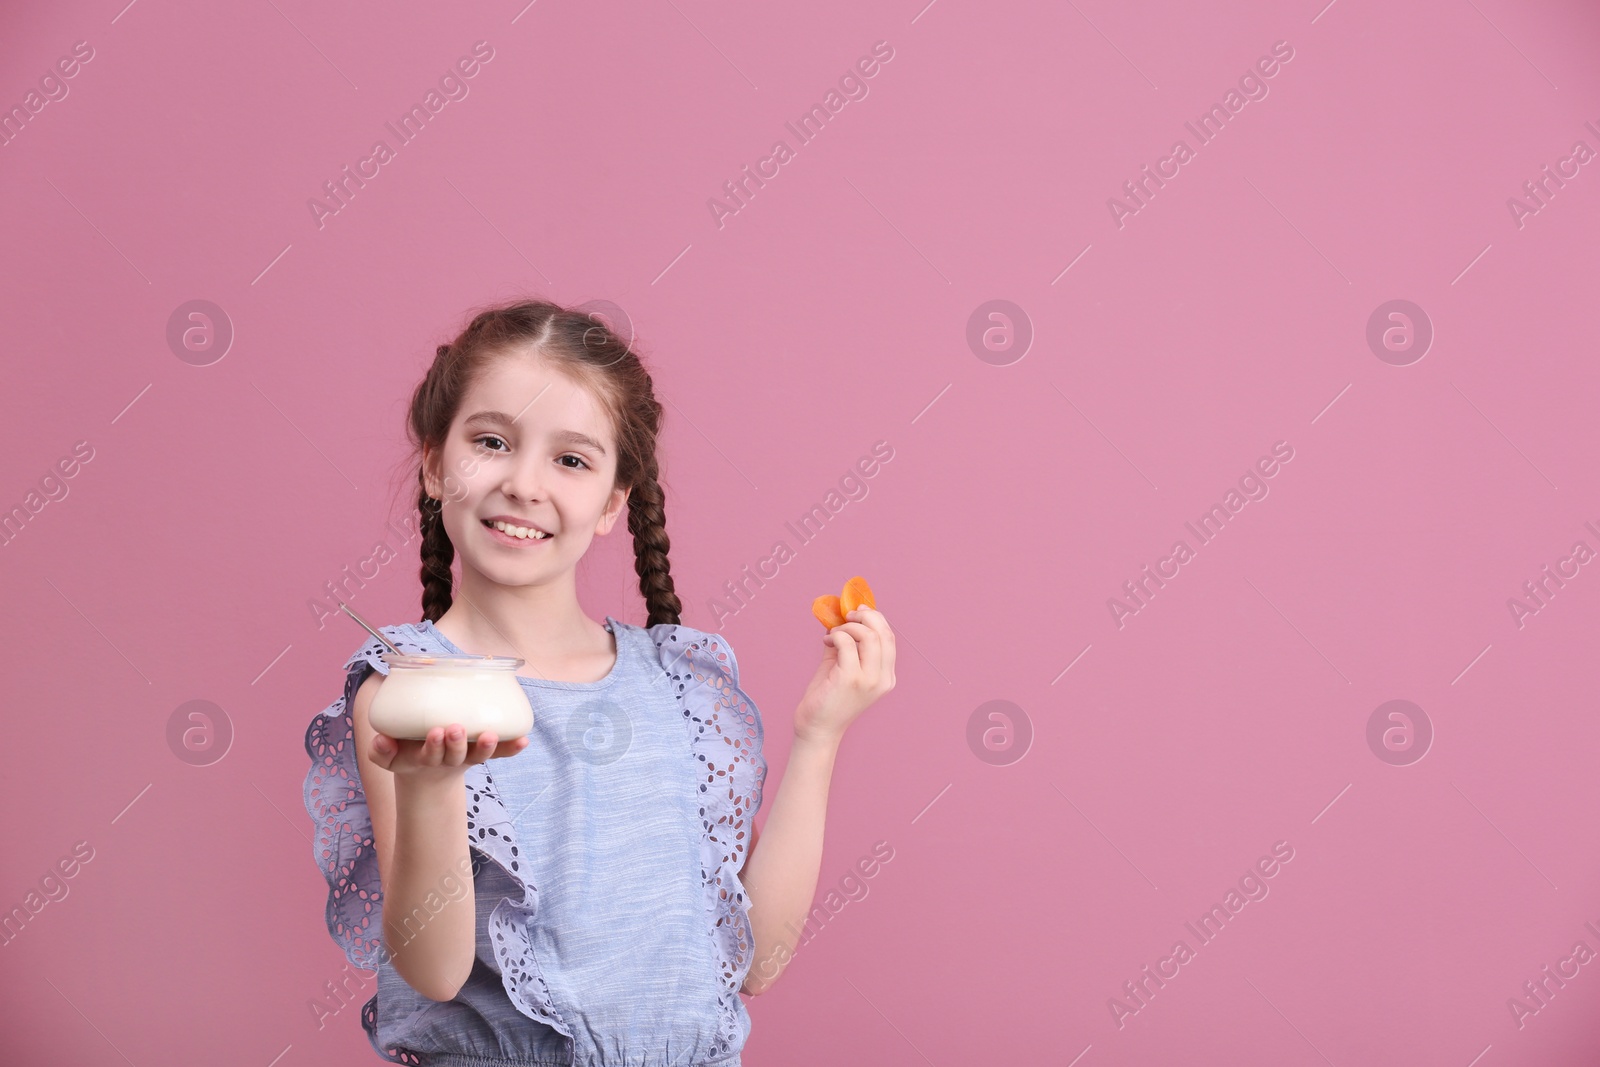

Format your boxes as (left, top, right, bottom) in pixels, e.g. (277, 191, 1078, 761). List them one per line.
(302, 630, 406, 973)
(302, 624, 574, 1062)
(648, 623, 768, 1023)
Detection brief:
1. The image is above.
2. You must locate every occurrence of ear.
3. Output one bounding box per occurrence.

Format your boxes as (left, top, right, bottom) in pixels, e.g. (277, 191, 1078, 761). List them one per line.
(596, 484, 630, 535)
(421, 442, 444, 500)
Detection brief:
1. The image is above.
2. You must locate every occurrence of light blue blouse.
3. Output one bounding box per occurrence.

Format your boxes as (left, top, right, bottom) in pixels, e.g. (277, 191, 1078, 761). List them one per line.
(303, 616, 768, 1067)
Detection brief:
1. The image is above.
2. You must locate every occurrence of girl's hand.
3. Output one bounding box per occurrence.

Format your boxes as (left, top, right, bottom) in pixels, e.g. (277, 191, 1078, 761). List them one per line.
(368, 724, 529, 783)
(794, 607, 896, 747)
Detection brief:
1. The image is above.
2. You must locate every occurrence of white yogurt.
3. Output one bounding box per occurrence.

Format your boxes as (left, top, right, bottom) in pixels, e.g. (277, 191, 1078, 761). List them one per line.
(368, 652, 531, 741)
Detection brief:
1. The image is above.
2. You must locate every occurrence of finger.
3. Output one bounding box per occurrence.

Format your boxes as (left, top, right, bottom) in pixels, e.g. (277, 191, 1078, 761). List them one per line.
(863, 609, 896, 659)
(370, 733, 398, 770)
(443, 723, 468, 765)
(420, 726, 445, 767)
(852, 618, 881, 679)
(469, 733, 490, 762)
(865, 610, 897, 679)
(846, 611, 896, 692)
(873, 614, 897, 681)
(475, 731, 500, 762)
(849, 606, 888, 635)
(841, 615, 881, 678)
(830, 624, 863, 676)
(496, 736, 528, 761)
(876, 610, 896, 650)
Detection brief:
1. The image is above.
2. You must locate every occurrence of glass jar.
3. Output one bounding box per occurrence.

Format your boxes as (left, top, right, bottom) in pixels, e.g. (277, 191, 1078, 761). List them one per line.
(368, 651, 531, 742)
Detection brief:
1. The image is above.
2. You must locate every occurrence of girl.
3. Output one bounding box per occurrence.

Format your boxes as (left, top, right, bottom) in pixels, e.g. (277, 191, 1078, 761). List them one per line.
(302, 299, 896, 1066)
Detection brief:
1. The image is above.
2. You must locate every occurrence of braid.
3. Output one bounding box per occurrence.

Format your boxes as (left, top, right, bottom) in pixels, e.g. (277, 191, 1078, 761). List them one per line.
(418, 486, 455, 623)
(626, 458, 682, 628)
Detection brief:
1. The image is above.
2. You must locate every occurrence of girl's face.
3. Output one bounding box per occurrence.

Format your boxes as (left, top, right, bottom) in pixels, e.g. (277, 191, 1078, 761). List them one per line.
(423, 352, 628, 588)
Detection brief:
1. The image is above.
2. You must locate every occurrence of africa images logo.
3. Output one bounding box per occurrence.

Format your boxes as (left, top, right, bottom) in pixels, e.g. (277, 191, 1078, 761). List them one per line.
(307, 41, 496, 229)
(707, 41, 896, 229)
(1106, 40, 1296, 229)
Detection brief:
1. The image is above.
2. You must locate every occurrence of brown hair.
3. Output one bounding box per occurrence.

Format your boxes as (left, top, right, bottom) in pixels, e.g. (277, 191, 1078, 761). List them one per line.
(401, 298, 682, 627)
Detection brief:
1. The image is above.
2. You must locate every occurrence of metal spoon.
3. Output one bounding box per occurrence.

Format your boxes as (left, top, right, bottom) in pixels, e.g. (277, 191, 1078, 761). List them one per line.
(338, 600, 403, 656)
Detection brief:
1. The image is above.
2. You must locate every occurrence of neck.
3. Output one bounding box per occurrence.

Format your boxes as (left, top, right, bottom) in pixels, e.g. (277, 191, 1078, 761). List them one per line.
(440, 566, 598, 661)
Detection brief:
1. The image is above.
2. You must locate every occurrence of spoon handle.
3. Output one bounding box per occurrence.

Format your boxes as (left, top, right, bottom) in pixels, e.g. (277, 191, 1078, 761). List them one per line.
(338, 600, 403, 656)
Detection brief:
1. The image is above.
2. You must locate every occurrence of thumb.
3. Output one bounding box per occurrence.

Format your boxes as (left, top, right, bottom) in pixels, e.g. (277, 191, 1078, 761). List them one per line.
(370, 733, 397, 768)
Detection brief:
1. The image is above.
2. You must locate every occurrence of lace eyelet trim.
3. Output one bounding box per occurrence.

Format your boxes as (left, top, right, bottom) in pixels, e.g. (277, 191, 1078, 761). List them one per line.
(649, 624, 768, 1057)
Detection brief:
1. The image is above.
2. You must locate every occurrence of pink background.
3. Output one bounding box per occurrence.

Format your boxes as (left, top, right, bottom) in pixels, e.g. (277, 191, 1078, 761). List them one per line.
(4, 0, 1600, 1063)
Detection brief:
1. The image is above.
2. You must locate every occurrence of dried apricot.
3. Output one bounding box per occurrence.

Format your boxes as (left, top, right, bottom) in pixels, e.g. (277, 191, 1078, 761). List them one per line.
(840, 576, 875, 615)
(814, 576, 877, 629)
(813, 595, 846, 630)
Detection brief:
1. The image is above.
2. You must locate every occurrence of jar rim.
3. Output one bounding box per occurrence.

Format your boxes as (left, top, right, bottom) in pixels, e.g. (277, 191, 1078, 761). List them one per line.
(381, 651, 525, 670)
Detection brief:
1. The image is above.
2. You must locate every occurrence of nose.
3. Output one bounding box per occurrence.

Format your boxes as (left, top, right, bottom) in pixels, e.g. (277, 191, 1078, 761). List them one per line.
(499, 451, 549, 505)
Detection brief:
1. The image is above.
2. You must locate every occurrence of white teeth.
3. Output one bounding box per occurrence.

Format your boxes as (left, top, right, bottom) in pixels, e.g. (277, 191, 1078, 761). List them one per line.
(489, 520, 550, 539)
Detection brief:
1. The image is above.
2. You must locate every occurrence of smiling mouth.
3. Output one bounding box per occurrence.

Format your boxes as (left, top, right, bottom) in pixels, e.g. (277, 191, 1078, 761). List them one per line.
(482, 519, 553, 541)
